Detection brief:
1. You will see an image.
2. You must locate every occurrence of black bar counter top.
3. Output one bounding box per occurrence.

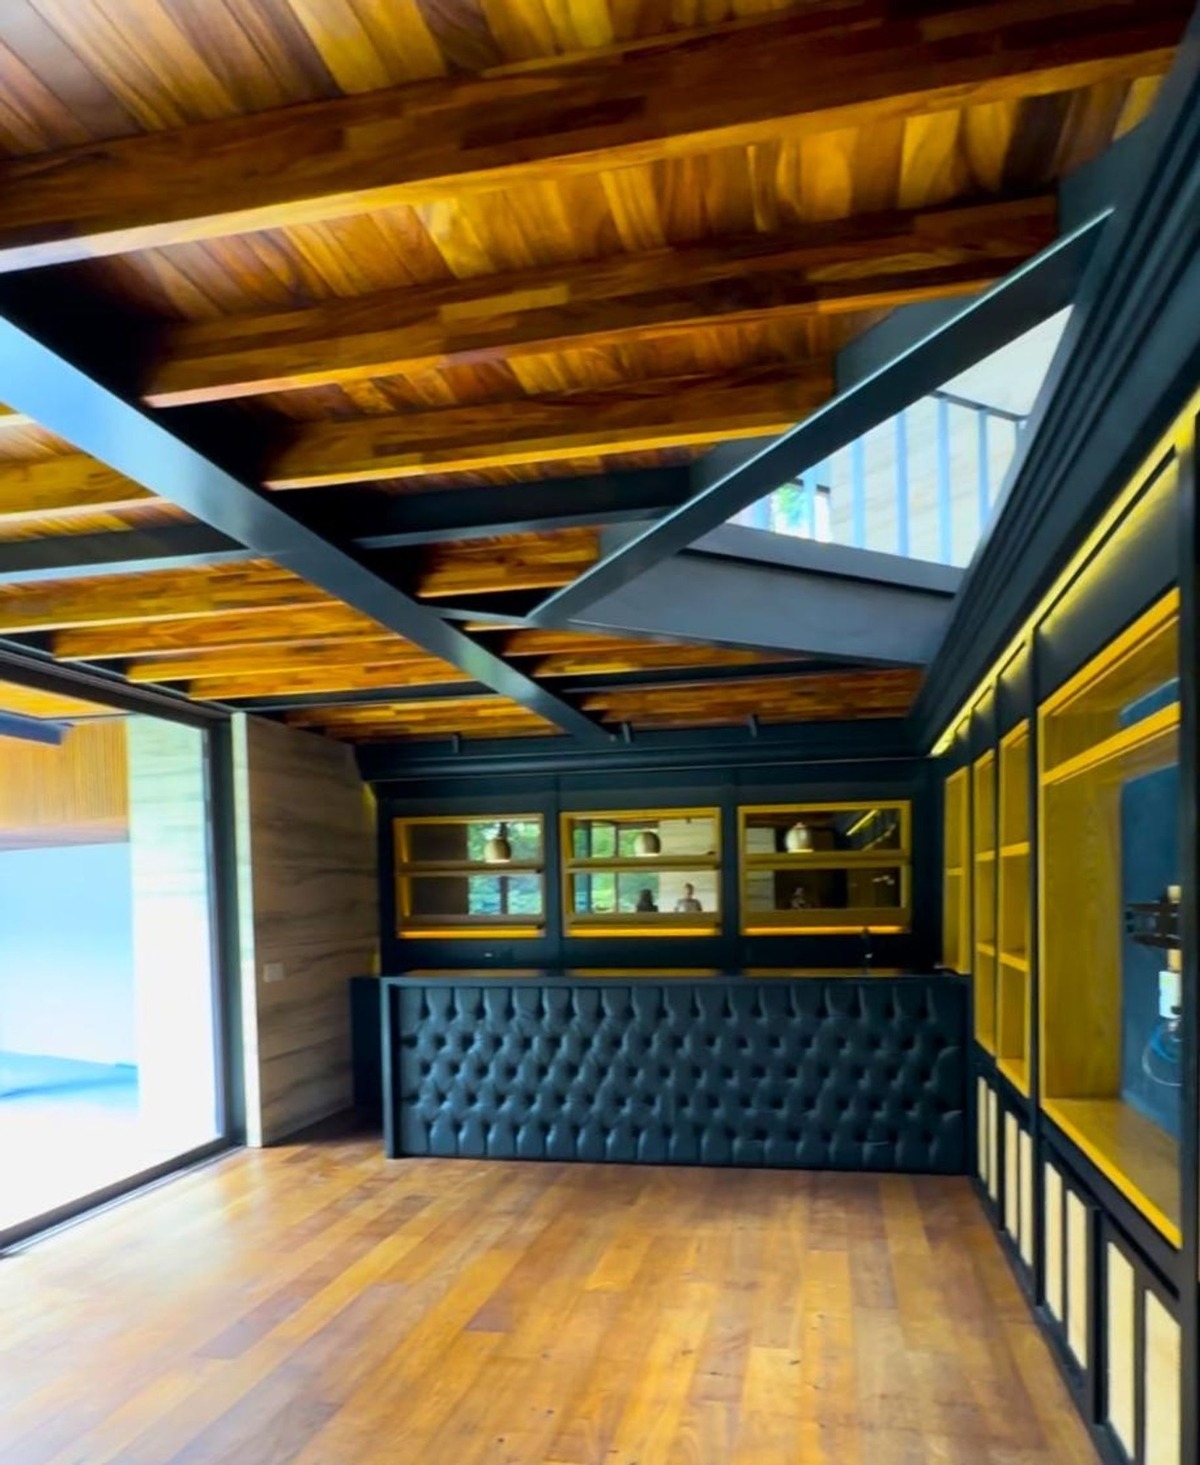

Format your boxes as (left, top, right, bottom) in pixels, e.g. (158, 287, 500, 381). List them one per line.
(381, 968, 967, 1174)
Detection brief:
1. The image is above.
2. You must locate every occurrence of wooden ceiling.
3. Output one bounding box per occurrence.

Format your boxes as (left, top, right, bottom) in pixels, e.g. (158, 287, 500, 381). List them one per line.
(0, 0, 1185, 745)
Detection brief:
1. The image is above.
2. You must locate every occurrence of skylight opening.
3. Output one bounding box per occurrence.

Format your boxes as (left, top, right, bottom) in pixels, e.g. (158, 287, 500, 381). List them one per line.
(730, 309, 1072, 569)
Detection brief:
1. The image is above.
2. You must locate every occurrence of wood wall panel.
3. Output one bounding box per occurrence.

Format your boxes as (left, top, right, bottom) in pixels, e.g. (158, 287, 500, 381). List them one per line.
(1044, 1163, 1064, 1323)
(1018, 1128, 1033, 1267)
(1065, 1189, 1089, 1370)
(1004, 1111, 1019, 1240)
(1144, 1290, 1181, 1465)
(1105, 1242, 1136, 1458)
(0, 718, 127, 848)
(233, 715, 378, 1146)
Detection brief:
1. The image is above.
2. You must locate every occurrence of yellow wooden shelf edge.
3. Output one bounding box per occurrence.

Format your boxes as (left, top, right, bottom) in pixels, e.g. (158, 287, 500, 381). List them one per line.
(1042, 1098, 1181, 1247)
(1041, 703, 1179, 788)
(997, 1056, 1030, 1095)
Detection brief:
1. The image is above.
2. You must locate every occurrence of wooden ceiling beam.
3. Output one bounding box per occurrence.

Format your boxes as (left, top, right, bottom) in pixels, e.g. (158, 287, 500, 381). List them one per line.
(142, 198, 1055, 406)
(195, 662, 474, 701)
(0, 2, 1182, 270)
(0, 563, 329, 634)
(123, 635, 417, 683)
(0, 457, 155, 523)
(51, 605, 397, 661)
(266, 367, 830, 488)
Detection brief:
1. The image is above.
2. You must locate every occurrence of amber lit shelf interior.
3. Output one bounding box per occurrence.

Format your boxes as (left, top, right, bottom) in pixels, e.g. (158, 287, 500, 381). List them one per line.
(739, 802, 911, 935)
(561, 808, 722, 937)
(973, 750, 997, 1052)
(1039, 592, 1181, 1242)
(943, 765, 969, 973)
(997, 721, 1031, 1094)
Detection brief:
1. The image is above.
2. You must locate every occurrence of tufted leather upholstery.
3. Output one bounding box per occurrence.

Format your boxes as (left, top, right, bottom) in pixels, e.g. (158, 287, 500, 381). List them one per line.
(386, 977, 966, 1173)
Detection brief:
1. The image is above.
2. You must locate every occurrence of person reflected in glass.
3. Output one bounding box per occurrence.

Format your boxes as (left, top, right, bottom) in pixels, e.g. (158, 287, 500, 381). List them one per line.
(635, 888, 658, 913)
(674, 882, 703, 913)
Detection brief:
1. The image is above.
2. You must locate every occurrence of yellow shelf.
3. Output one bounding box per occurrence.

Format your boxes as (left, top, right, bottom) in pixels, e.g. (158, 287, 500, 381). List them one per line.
(999, 950, 1029, 972)
(945, 866, 964, 878)
(976, 849, 996, 863)
(1000, 842, 1030, 858)
(997, 1056, 1029, 1095)
(977, 940, 996, 957)
(1042, 702, 1179, 788)
(1043, 1098, 1180, 1247)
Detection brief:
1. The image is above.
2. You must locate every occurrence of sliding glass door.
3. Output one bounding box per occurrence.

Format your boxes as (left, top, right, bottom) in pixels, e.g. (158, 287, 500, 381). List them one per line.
(0, 705, 225, 1239)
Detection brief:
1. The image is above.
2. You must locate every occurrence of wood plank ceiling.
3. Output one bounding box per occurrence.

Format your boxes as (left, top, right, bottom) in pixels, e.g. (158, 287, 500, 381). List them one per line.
(0, 0, 1184, 744)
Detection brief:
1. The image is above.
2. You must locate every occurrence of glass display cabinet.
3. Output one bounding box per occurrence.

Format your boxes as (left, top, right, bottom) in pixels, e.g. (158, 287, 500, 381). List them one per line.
(1039, 590, 1181, 1243)
(973, 751, 997, 1052)
(561, 808, 721, 936)
(942, 764, 970, 972)
(997, 722, 1032, 1093)
(738, 802, 910, 934)
(393, 814, 545, 937)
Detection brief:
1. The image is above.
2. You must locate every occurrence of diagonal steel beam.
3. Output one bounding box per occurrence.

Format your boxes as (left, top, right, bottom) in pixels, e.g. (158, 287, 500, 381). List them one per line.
(528, 216, 1106, 627)
(0, 315, 612, 746)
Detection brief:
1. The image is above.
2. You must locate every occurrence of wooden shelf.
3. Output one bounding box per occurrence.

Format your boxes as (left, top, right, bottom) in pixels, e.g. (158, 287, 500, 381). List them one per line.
(1043, 1098, 1180, 1246)
(1042, 702, 1179, 788)
(998, 1056, 1029, 1095)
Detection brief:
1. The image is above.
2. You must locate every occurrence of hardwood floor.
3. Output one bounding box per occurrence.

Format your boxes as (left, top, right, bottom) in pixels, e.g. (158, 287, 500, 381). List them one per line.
(0, 1137, 1097, 1465)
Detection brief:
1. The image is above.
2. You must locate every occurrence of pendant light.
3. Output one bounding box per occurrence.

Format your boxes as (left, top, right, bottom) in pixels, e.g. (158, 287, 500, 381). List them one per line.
(632, 829, 662, 857)
(784, 820, 813, 853)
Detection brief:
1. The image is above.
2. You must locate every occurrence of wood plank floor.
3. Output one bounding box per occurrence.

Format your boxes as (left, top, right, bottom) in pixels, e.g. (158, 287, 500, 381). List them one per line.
(0, 1137, 1098, 1465)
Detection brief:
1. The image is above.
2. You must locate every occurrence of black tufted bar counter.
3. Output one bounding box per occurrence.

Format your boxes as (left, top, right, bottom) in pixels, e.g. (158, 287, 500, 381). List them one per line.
(382, 971, 968, 1174)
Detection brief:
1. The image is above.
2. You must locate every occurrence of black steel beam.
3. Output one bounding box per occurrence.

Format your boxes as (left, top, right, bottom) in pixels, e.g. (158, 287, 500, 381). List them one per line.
(568, 547, 955, 665)
(911, 5, 1200, 748)
(0, 315, 612, 746)
(690, 523, 963, 595)
(0, 635, 225, 726)
(222, 681, 493, 714)
(0, 467, 694, 588)
(0, 524, 249, 584)
(298, 467, 693, 548)
(527, 218, 1106, 628)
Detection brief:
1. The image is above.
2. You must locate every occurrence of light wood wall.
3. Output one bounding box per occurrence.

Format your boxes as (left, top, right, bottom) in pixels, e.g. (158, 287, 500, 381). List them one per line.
(0, 719, 128, 847)
(234, 715, 378, 1146)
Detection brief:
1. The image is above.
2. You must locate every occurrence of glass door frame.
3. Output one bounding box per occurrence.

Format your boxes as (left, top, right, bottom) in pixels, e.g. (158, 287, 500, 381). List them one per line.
(0, 650, 242, 1252)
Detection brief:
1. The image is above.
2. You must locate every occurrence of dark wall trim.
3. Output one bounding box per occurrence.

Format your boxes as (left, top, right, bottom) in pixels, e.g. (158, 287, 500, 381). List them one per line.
(357, 716, 916, 785)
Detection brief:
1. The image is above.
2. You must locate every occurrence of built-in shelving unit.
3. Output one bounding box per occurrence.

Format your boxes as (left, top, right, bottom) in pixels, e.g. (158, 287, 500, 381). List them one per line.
(942, 766, 969, 972)
(562, 808, 721, 936)
(997, 721, 1031, 1094)
(393, 814, 546, 938)
(738, 802, 911, 935)
(1039, 590, 1181, 1243)
(973, 751, 997, 1052)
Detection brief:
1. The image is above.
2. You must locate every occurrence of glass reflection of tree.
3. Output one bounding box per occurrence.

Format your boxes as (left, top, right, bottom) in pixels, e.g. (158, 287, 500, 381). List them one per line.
(464, 819, 542, 917)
